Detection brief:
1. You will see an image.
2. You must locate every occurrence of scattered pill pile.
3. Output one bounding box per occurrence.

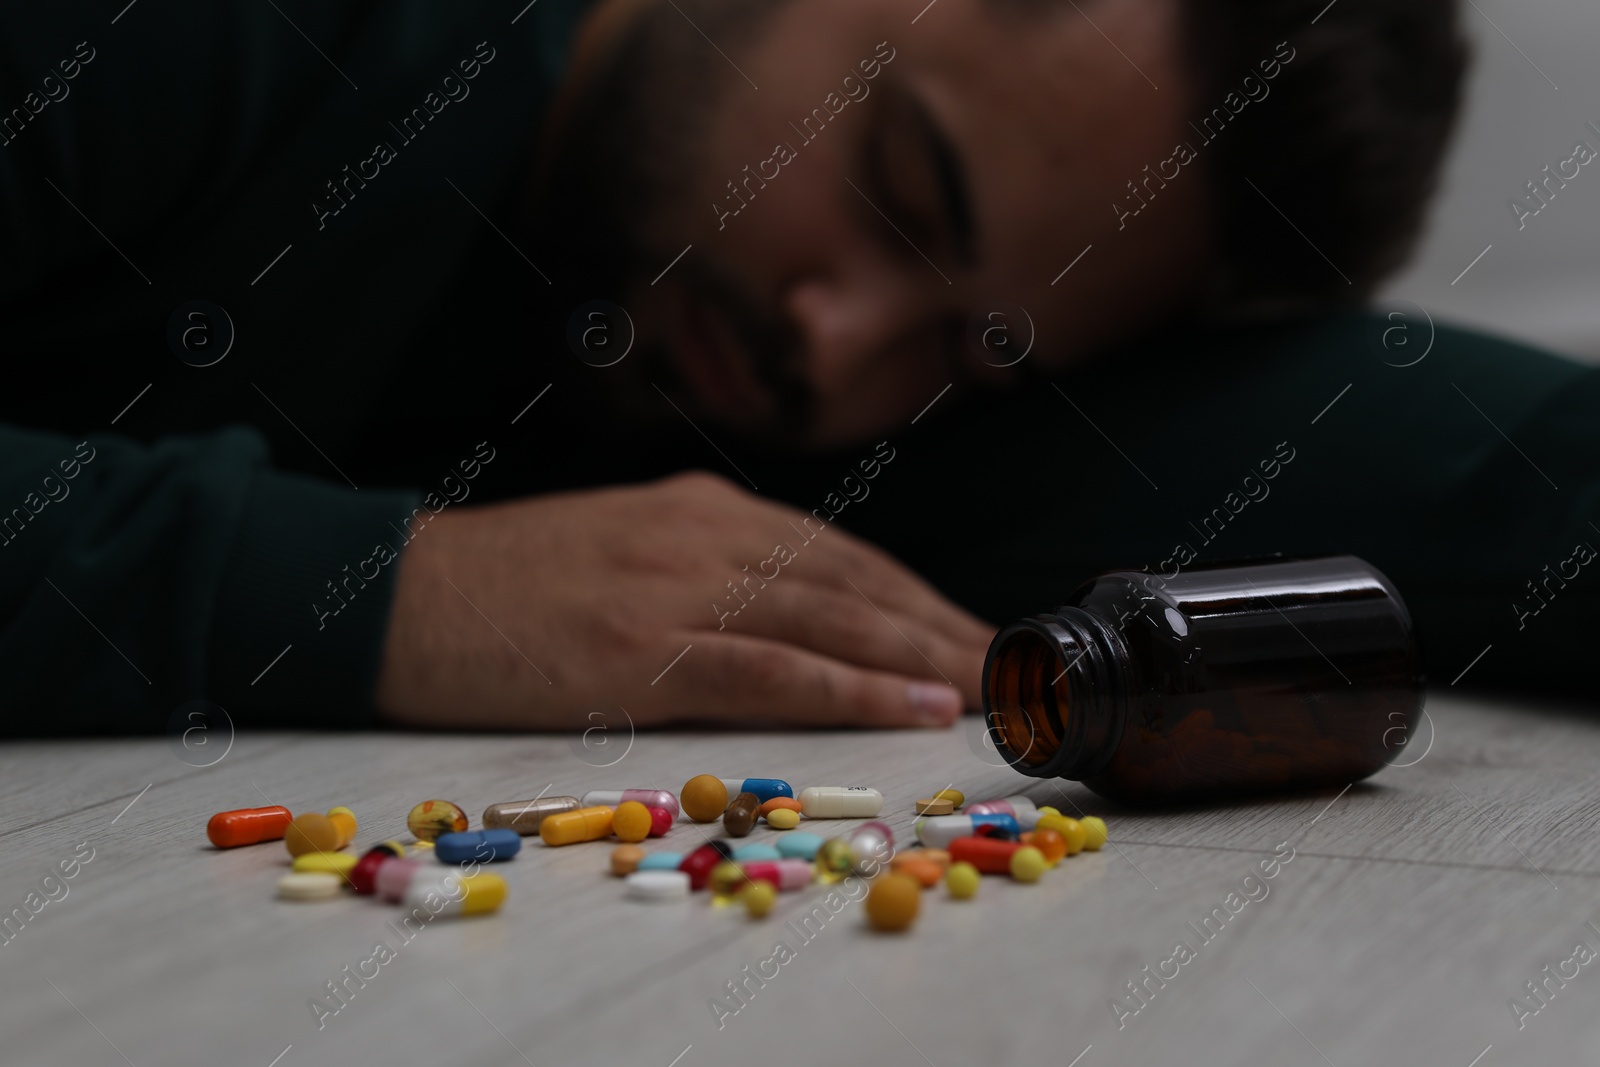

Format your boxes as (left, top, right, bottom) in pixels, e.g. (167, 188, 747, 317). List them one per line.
(204, 777, 1107, 935)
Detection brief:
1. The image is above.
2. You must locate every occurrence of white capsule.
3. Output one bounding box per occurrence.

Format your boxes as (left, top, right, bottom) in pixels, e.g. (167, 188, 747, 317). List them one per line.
(798, 786, 884, 819)
(625, 870, 690, 901)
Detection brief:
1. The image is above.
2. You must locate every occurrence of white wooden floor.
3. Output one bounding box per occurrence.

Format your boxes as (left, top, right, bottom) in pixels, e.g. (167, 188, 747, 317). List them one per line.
(3, 691, 1599, 1067)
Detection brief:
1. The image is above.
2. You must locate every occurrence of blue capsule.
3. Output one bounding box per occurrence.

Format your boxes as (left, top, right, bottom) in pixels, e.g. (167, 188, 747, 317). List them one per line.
(434, 828, 522, 864)
(636, 851, 684, 871)
(720, 778, 794, 803)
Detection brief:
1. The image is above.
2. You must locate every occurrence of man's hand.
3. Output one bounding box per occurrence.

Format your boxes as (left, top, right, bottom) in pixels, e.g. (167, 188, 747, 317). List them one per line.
(375, 471, 994, 730)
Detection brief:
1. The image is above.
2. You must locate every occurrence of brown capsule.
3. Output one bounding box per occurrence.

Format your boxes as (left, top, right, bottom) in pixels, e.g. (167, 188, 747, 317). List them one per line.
(722, 792, 761, 838)
(482, 796, 581, 835)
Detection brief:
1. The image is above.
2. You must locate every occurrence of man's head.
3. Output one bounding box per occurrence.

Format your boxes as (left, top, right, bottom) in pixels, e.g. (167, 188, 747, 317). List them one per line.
(536, 0, 1466, 448)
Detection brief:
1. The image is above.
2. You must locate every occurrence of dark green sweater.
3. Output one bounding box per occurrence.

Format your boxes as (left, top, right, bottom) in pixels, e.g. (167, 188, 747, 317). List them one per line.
(0, 2, 592, 733)
(850, 311, 1600, 699)
(2, 4, 1594, 735)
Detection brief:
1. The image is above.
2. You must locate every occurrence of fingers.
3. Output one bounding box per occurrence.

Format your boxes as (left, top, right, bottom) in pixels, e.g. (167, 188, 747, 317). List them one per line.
(661, 632, 965, 729)
(667, 471, 990, 644)
(719, 580, 986, 707)
(653, 470, 995, 699)
(773, 518, 996, 650)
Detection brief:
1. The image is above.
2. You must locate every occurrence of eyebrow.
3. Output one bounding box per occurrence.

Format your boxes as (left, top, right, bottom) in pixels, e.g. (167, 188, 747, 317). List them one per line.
(907, 87, 978, 269)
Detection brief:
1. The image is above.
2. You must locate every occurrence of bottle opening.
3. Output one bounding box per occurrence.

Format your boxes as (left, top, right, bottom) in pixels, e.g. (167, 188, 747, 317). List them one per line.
(984, 627, 1070, 769)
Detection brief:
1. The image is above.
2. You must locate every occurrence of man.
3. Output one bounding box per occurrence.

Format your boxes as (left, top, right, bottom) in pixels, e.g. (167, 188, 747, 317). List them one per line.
(1, 0, 1587, 738)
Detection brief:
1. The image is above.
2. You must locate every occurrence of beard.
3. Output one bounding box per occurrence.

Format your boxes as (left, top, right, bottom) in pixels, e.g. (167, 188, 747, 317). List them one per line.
(527, 0, 816, 444)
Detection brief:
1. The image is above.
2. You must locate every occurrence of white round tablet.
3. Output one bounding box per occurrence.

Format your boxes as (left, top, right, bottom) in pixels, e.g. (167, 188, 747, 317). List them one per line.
(625, 870, 690, 901)
(277, 871, 343, 901)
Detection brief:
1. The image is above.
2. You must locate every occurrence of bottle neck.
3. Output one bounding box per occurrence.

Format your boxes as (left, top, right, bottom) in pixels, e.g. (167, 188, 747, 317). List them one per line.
(982, 606, 1130, 781)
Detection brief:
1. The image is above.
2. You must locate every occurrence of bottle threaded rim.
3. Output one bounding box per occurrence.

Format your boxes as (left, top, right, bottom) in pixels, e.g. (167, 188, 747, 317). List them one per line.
(982, 608, 1128, 781)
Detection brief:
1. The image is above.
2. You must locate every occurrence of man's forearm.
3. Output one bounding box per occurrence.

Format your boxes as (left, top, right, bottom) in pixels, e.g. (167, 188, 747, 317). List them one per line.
(0, 422, 418, 735)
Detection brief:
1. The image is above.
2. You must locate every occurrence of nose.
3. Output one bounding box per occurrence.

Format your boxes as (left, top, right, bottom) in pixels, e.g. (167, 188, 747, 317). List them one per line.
(780, 259, 930, 395)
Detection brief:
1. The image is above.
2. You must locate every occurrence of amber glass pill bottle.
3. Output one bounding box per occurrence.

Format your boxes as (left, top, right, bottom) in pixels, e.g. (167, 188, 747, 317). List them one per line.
(982, 556, 1424, 805)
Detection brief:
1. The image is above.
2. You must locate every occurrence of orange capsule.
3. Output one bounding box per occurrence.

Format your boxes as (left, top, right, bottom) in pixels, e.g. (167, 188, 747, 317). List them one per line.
(207, 806, 292, 849)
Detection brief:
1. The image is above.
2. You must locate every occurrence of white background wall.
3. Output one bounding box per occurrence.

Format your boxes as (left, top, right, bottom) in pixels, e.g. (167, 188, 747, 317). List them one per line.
(1380, 0, 1600, 363)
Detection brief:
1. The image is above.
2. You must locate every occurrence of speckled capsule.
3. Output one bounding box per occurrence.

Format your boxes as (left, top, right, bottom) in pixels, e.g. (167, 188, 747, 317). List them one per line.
(407, 800, 469, 842)
(722, 792, 761, 838)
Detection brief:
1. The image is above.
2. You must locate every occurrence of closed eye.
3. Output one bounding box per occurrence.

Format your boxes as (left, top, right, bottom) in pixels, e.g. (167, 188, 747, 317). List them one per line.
(861, 81, 977, 270)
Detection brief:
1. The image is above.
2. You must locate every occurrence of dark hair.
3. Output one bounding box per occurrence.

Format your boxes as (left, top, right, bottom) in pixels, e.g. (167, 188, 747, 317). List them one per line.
(1183, 0, 1469, 304)
(531, 0, 788, 300)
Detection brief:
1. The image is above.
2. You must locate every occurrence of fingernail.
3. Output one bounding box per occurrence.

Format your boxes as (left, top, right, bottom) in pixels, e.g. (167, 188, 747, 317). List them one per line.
(908, 682, 961, 725)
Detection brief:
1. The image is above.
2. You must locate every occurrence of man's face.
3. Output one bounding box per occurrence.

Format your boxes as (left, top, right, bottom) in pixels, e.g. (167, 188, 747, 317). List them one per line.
(549, 0, 1210, 448)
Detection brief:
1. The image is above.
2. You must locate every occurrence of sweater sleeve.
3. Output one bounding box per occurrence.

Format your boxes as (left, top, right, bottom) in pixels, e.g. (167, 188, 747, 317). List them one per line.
(0, 422, 419, 736)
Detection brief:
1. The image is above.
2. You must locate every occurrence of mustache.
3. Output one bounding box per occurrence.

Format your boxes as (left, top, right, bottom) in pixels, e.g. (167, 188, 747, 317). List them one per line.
(666, 258, 814, 434)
